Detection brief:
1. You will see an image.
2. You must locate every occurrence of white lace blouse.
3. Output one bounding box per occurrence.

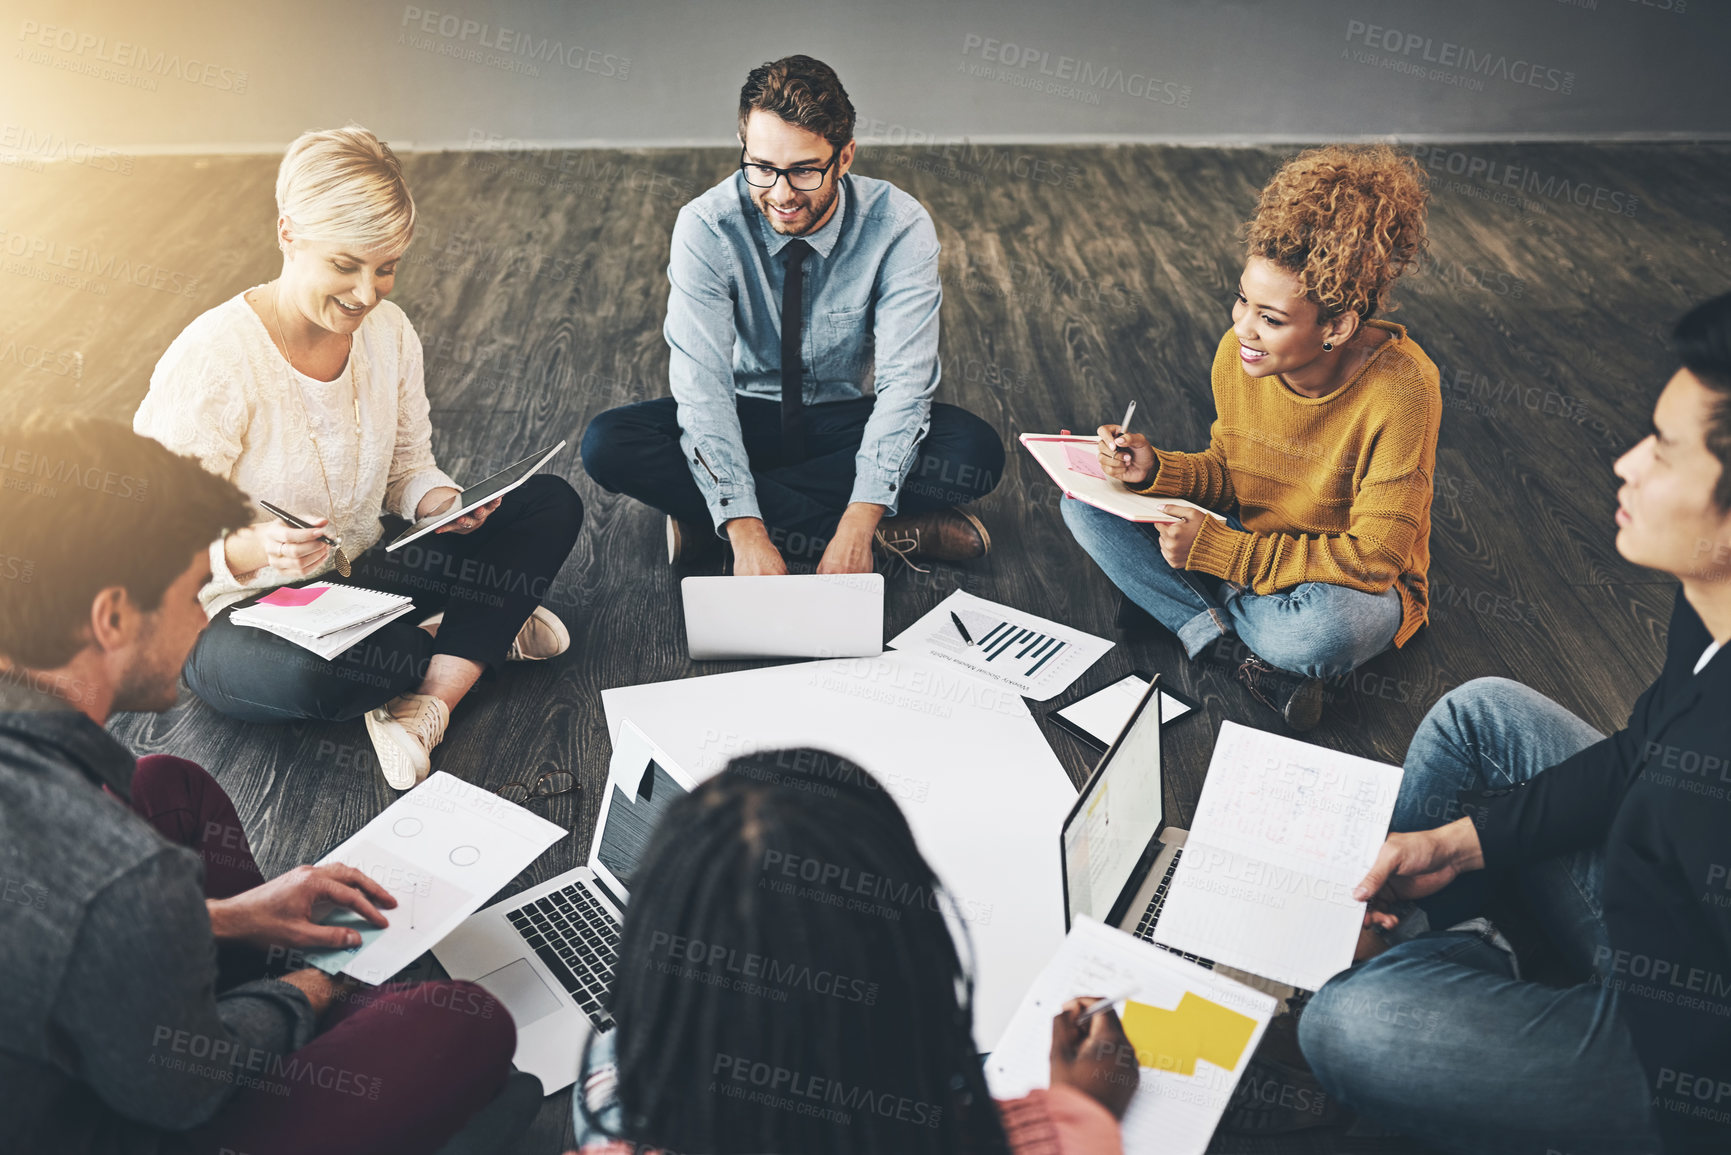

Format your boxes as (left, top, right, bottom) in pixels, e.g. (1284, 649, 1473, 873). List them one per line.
(134, 289, 457, 615)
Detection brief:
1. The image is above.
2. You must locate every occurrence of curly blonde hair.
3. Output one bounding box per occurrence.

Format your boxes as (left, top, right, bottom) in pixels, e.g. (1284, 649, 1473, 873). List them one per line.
(1244, 145, 1428, 322)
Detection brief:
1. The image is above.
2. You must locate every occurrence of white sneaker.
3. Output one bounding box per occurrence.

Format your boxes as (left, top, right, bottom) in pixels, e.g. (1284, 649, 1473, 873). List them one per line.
(365, 692, 450, 790)
(416, 607, 570, 662)
(506, 607, 570, 661)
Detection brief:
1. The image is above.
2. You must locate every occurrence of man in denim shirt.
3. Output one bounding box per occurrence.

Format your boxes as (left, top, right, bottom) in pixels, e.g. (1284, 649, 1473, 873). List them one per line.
(582, 55, 1004, 574)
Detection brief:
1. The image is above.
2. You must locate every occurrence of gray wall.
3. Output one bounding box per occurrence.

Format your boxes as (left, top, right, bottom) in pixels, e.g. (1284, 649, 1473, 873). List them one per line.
(2, 0, 1725, 153)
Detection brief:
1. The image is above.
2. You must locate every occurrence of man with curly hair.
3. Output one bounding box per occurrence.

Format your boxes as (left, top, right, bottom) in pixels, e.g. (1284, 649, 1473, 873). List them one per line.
(582, 55, 1004, 575)
(1065, 146, 1441, 730)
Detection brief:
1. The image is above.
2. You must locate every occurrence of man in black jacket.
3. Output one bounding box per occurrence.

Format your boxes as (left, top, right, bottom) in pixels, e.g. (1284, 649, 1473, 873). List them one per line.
(1298, 293, 1731, 1155)
(0, 414, 529, 1154)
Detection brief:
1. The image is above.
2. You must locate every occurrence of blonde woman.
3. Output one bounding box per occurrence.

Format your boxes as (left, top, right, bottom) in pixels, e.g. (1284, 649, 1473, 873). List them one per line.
(1065, 145, 1439, 730)
(135, 126, 582, 788)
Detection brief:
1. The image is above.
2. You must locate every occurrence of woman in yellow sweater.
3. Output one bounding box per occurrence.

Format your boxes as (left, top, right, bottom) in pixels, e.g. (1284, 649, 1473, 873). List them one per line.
(1063, 145, 1439, 730)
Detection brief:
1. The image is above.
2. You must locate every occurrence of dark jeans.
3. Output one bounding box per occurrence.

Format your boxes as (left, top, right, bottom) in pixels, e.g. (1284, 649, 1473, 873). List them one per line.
(1296, 679, 1659, 1155)
(184, 475, 582, 724)
(130, 755, 534, 1155)
(580, 395, 1004, 559)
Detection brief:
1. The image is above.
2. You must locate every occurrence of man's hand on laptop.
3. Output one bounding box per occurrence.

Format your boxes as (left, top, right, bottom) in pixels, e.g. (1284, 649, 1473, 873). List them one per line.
(726, 518, 789, 576)
(816, 502, 883, 575)
(207, 863, 398, 950)
(1352, 817, 1486, 931)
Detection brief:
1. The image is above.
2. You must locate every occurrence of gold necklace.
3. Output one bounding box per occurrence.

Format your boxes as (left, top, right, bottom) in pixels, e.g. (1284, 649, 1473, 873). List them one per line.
(269, 283, 356, 578)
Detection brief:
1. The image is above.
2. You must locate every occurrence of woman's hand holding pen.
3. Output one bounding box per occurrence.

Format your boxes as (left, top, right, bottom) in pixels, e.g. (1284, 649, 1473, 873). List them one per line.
(1096, 423, 1155, 486)
(225, 518, 332, 580)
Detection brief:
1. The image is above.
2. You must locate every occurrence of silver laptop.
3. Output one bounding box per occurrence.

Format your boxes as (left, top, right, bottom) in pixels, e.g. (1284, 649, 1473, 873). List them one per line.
(1059, 675, 1295, 1002)
(680, 574, 883, 660)
(433, 720, 692, 1092)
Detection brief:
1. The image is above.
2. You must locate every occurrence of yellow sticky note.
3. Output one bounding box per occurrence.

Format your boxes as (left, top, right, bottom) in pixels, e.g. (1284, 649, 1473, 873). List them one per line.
(1120, 991, 1257, 1076)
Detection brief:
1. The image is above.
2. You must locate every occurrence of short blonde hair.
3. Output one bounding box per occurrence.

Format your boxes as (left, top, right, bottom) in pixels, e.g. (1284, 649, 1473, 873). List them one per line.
(275, 125, 415, 254)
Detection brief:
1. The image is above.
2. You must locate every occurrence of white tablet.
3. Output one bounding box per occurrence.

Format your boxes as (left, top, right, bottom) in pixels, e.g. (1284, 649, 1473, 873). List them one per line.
(385, 441, 567, 551)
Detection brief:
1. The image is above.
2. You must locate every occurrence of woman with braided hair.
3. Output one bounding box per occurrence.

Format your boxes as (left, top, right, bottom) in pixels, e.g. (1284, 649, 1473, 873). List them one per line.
(569, 749, 1136, 1154)
(1065, 145, 1440, 731)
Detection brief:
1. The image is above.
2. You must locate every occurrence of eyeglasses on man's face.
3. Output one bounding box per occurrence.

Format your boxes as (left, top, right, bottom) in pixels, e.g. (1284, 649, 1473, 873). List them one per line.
(738, 144, 839, 192)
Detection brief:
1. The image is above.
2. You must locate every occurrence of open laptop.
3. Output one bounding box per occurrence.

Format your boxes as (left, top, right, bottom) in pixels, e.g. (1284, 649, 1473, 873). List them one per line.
(432, 720, 692, 1091)
(680, 574, 883, 660)
(1059, 674, 1295, 1002)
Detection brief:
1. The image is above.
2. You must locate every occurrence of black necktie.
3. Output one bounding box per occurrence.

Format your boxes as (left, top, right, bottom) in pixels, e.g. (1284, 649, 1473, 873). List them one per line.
(779, 239, 811, 461)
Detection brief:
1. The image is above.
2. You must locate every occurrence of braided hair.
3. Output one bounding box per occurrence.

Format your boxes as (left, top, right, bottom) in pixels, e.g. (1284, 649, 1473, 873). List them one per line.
(577, 748, 1010, 1154)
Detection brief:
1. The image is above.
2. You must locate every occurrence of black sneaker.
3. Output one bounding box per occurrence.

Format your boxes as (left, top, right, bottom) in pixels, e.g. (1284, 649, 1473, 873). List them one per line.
(1233, 655, 1325, 731)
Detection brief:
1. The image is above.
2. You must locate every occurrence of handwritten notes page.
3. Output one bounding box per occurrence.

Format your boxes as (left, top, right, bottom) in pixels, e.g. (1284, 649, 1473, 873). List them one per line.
(1151, 721, 1403, 990)
(987, 917, 1275, 1155)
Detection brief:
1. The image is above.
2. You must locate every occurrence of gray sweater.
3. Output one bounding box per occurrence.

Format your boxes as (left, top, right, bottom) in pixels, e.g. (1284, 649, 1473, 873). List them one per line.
(0, 680, 315, 1153)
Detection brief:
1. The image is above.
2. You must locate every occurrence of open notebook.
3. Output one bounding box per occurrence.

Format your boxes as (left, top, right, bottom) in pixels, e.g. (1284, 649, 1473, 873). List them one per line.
(1020, 434, 1227, 525)
(229, 583, 417, 660)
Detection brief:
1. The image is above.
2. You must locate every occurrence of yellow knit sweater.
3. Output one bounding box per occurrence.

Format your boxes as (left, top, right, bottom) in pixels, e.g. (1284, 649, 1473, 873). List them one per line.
(1140, 322, 1441, 646)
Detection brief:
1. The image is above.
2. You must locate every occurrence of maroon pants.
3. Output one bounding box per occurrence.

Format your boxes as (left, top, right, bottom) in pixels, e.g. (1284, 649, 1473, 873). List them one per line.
(131, 755, 517, 1155)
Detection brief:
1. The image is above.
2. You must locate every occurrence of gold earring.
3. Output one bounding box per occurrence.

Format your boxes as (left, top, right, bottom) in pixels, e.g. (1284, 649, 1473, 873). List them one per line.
(1322, 341, 1334, 351)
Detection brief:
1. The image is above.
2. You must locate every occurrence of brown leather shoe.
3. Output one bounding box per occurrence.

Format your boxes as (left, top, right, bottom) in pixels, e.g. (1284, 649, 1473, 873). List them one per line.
(874, 508, 991, 565)
(1233, 655, 1325, 732)
(667, 515, 723, 567)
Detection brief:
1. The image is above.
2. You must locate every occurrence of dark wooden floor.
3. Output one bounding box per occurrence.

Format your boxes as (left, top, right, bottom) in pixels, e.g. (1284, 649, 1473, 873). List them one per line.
(5, 139, 1726, 1153)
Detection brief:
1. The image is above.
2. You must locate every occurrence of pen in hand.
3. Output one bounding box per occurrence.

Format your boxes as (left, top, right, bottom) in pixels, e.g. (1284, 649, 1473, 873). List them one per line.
(1115, 399, 1138, 465)
(1075, 987, 1138, 1025)
(259, 500, 342, 550)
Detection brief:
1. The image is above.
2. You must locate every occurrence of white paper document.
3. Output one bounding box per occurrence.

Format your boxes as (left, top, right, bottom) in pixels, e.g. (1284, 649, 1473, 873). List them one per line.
(987, 917, 1275, 1155)
(601, 650, 1078, 1050)
(1152, 721, 1403, 990)
(310, 772, 568, 982)
(886, 590, 1112, 701)
(1055, 673, 1194, 745)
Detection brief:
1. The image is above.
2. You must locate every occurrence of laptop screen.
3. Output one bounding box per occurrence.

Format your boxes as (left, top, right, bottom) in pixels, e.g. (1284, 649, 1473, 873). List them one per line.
(1061, 680, 1165, 927)
(594, 756, 687, 900)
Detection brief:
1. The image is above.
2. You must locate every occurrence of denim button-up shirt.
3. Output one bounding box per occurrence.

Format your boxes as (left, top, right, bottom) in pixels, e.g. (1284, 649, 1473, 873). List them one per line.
(664, 171, 943, 529)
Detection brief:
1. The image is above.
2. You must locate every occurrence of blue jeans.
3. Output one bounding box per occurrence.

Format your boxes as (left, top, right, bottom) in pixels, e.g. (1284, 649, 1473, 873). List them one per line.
(1059, 497, 1402, 678)
(1297, 678, 1660, 1155)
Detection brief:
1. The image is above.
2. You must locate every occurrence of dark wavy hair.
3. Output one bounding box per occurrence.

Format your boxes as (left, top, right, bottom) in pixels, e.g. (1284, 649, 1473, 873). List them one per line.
(0, 410, 250, 668)
(577, 748, 1008, 1154)
(737, 55, 855, 151)
(1673, 291, 1731, 513)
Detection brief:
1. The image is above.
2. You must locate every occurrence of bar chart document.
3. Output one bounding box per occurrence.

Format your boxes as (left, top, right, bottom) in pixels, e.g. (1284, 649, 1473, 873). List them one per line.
(887, 589, 1112, 701)
(987, 916, 1275, 1155)
(1152, 721, 1404, 990)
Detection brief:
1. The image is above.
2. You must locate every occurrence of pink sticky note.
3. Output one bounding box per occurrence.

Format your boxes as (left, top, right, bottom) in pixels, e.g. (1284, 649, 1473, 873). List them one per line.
(1063, 441, 1109, 480)
(259, 585, 328, 608)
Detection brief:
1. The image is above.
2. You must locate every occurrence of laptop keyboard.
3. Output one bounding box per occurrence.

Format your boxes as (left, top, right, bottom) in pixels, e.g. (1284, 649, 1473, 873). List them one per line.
(506, 880, 621, 1031)
(1130, 848, 1215, 970)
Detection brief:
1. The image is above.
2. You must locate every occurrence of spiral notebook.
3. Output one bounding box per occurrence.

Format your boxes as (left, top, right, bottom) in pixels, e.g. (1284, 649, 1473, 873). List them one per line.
(229, 583, 418, 660)
(1019, 434, 1227, 525)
